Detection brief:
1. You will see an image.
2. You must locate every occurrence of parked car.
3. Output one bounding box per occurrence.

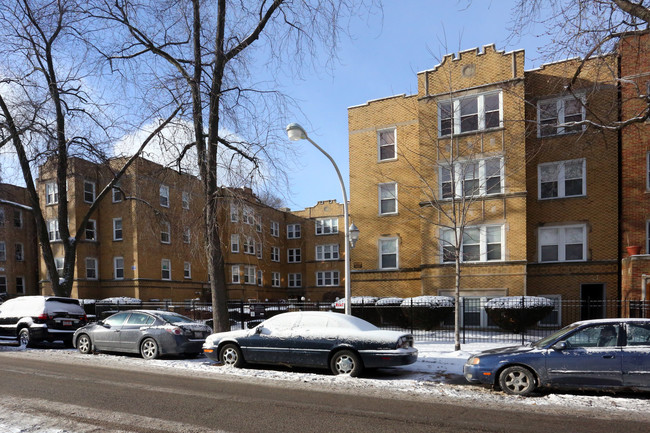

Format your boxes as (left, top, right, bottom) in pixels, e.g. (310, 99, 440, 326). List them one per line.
(73, 310, 212, 359)
(202, 311, 418, 376)
(0, 296, 87, 347)
(464, 318, 650, 396)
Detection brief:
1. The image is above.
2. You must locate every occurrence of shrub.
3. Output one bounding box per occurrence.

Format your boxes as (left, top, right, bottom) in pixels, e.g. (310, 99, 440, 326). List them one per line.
(375, 297, 407, 327)
(400, 296, 454, 330)
(485, 296, 554, 333)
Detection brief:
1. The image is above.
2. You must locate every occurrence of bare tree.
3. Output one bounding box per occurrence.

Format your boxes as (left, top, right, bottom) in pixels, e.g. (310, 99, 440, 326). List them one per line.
(90, 0, 379, 331)
(0, 0, 180, 297)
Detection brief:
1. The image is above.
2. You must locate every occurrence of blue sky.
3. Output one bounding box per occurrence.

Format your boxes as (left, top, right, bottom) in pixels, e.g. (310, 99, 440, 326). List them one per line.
(282, 0, 552, 210)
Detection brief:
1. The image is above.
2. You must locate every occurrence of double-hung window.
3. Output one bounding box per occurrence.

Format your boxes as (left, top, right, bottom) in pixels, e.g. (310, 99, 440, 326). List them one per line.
(438, 91, 502, 136)
(243, 236, 255, 255)
(271, 272, 280, 287)
(46, 182, 58, 205)
(112, 184, 123, 202)
(183, 227, 191, 244)
(54, 257, 64, 276)
(0, 242, 5, 261)
(85, 220, 97, 241)
(113, 218, 123, 241)
(378, 128, 396, 161)
(257, 270, 263, 286)
(537, 95, 585, 137)
(230, 234, 240, 253)
(230, 204, 239, 222)
(244, 266, 256, 284)
(0, 275, 6, 293)
(84, 181, 96, 203)
(161, 222, 171, 244)
(271, 246, 280, 262)
(48, 219, 60, 241)
(184, 262, 192, 279)
(288, 273, 302, 288)
(379, 182, 397, 215)
(287, 224, 301, 239)
(270, 221, 279, 237)
(161, 259, 171, 280)
(440, 158, 503, 198)
(539, 225, 587, 262)
(316, 271, 340, 287)
(15, 243, 24, 261)
(231, 265, 240, 283)
(182, 191, 190, 209)
(159, 185, 170, 208)
(379, 238, 398, 269)
(316, 244, 339, 261)
(288, 248, 301, 263)
(114, 257, 124, 279)
(242, 207, 254, 225)
(86, 258, 98, 280)
(441, 225, 504, 263)
(316, 218, 338, 235)
(16, 276, 24, 294)
(538, 159, 586, 199)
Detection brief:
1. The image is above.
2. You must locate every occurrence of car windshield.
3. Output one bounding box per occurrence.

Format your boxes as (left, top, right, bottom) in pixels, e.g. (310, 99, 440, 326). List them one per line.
(157, 312, 195, 324)
(532, 322, 582, 348)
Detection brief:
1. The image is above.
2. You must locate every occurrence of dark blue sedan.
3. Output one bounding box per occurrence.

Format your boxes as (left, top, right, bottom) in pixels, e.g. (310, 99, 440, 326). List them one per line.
(464, 319, 650, 395)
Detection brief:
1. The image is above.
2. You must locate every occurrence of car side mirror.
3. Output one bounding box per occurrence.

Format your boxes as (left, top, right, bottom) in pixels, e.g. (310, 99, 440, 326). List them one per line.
(99, 321, 110, 328)
(255, 326, 263, 334)
(552, 341, 567, 351)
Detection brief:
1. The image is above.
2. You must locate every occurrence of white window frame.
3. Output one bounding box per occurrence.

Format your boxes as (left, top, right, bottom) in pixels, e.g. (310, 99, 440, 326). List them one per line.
(647, 220, 650, 256)
(48, 219, 61, 241)
(230, 234, 240, 253)
(287, 224, 301, 239)
(538, 224, 587, 263)
(288, 273, 302, 288)
(230, 204, 239, 222)
(161, 221, 171, 244)
(316, 244, 340, 261)
(184, 262, 191, 279)
(270, 221, 279, 237)
(46, 182, 59, 205)
(54, 257, 64, 276)
(316, 270, 340, 287)
(537, 94, 586, 137)
(538, 159, 586, 200)
(244, 265, 256, 285)
(242, 206, 254, 225)
(15, 243, 24, 261)
(161, 258, 171, 280)
(379, 238, 399, 270)
(159, 184, 170, 208)
(271, 246, 280, 262)
(440, 225, 505, 263)
(85, 219, 97, 241)
(438, 91, 503, 136)
(377, 128, 397, 162)
(83, 180, 96, 203)
(183, 227, 191, 244)
(255, 215, 262, 232)
(0, 242, 5, 262)
(288, 248, 301, 263)
(271, 272, 280, 287)
(113, 218, 123, 241)
(439, 157, 504, 199)
(231, 265, 240, 283)
(316, 218, 339, 235)
(114, 257, 124, 280)
(86, 257, 98, 280)
(112, 185, 123, 203)
(378, 182, 398, 215)
(256, 242, 262, 259)
(257, 269, 263, 286)
(243, 236, 255, 255)
(182, 191, 190, 209)
(647, 152, 650, 192)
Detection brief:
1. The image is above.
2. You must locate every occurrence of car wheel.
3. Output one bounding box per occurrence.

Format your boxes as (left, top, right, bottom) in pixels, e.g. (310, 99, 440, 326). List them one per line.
(330, 350, 363, 377)
(19, 328, 32, 348)
(140, 338, 159, 360)
(499, 366, 536, 396)
(219, 343, 244, 367)
(76, 334, 92, 354)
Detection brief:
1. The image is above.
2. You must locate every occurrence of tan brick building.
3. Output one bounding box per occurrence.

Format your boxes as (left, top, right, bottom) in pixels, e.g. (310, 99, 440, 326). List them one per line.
(348, 44, 621, 323)
(0, 183, 38, 297)
(35, 156, 345, 302)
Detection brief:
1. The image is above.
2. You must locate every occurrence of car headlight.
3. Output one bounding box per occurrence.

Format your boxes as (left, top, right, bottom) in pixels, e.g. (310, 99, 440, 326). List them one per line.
(468, 356, 480, 365)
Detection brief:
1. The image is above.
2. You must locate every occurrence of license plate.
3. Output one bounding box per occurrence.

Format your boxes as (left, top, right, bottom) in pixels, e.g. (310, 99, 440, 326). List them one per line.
(63, 320, 72, 326)
(194, 332, 203, 338)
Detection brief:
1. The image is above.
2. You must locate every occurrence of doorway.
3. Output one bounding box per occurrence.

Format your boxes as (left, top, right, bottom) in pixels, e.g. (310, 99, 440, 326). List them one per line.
(580, 283, 605, 320)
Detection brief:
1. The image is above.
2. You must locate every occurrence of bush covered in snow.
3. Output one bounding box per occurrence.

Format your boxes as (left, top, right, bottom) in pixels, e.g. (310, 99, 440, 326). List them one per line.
(484, 296, 555, 333)
(375, 297, 407, 327)
(400, 296, 455, 330)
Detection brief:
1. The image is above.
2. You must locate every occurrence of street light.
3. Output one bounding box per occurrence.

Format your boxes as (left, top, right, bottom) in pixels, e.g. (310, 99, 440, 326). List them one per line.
(286, 123, 358, 315)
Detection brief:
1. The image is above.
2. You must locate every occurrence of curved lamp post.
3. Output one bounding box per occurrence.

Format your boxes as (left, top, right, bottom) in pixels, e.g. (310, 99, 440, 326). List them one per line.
(286, 123, 359, 315)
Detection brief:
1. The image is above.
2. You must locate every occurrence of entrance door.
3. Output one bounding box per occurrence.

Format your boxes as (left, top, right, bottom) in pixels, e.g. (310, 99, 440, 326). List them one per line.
(581, 284, 605, 320)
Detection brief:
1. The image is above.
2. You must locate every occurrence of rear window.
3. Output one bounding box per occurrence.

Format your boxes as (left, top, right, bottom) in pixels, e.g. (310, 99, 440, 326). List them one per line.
(45, 299, 85, 315)
(158, 313, 195, 324)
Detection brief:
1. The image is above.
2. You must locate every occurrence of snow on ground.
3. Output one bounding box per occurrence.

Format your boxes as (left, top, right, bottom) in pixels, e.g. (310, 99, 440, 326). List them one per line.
(2, 340, 650, 431)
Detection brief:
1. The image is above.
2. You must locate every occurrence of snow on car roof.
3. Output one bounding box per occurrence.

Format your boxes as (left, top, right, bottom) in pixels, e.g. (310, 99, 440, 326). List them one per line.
(266, 311, 379, 331)
(485, 296, 555, 309)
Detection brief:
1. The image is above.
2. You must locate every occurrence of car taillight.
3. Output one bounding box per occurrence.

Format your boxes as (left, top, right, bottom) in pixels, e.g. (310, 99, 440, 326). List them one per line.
(165, 327, 183, 335)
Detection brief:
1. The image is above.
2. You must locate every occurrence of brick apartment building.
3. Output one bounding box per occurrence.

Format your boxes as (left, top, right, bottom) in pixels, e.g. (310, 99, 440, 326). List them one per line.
(0, 183, 38, 297)
(348, 42, 631, 323)
(27, 156, 345, 303)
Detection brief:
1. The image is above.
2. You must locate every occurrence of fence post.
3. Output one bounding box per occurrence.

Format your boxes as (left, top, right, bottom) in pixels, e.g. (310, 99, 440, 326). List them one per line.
(410, 299, 414, 335)
(462, 298, 466, 345)
(240, 300, 245, 330)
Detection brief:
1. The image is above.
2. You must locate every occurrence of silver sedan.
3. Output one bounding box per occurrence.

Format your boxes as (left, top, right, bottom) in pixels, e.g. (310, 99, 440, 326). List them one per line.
(73, 310, 212, 359)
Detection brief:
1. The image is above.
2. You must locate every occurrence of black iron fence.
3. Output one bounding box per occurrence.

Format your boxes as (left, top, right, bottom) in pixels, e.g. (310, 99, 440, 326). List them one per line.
(83, 298, 650, 345)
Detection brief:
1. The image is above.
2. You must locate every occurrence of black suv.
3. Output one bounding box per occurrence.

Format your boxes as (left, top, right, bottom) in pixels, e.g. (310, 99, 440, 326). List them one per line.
(0, 296, 87, 347)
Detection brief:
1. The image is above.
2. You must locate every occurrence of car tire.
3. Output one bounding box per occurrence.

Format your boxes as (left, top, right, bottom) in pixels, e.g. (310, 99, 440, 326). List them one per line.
(499, 366, 536, 396)
(330, 350, 363, 377)
(19, 328, 32, 348)
(76, 334, 92, 355)
(219, 343, 244, 367)
(140, 338, 159, 360)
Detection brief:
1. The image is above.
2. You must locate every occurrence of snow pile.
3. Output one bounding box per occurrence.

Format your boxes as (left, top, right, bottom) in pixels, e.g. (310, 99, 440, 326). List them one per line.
(375, 297, 403, 306)
(486, 296, 555, 309)
(401, 296, 454, 308)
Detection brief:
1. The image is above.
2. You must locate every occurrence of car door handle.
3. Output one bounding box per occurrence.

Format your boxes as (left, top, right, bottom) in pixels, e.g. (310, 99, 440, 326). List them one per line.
(602, 355, 615, 359)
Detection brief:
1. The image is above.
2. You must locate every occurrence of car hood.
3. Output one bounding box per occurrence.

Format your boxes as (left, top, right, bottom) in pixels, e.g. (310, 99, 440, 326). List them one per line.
(474, 345, 535, 357)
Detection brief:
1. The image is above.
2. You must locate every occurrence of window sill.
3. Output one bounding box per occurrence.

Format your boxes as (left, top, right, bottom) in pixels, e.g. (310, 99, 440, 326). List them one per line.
(439, 126, 505, 139)
(538, 194, 586, 201)
(377, 158, 398, 163)
(536, 129, 585, 139)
